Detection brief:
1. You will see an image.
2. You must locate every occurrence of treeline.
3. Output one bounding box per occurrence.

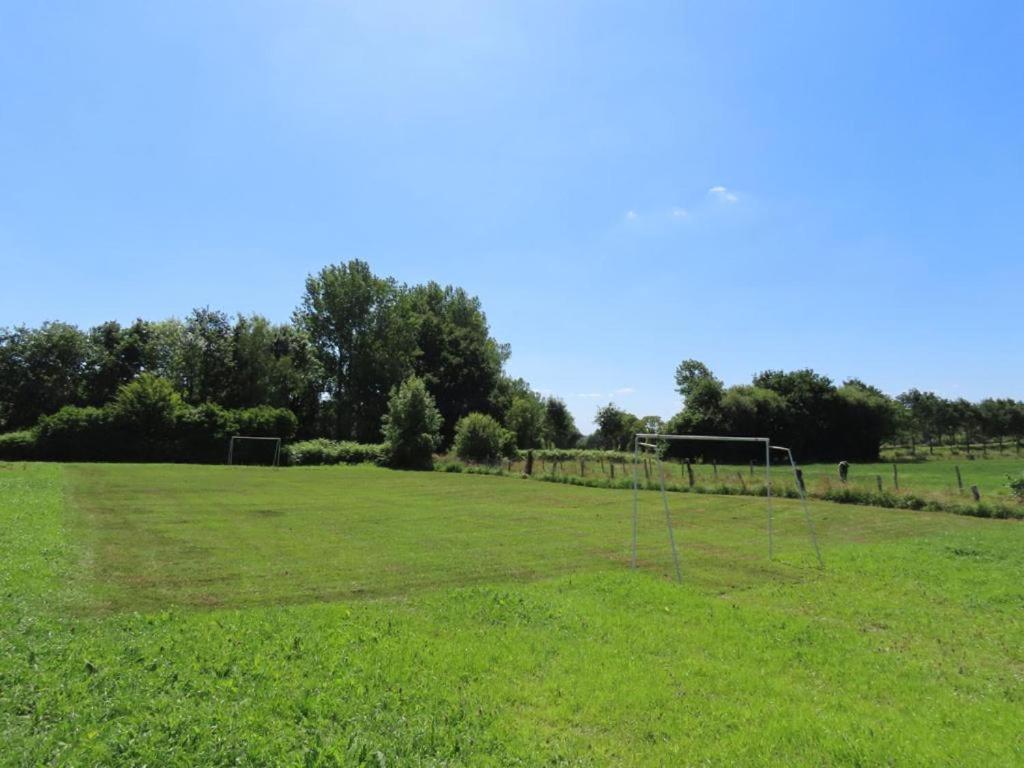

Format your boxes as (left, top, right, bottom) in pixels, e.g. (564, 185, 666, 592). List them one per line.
(892, 390, 1024, 451)
(3, 262, 1022, 465)
(0, 260, 580, 460)
(587, 361, 1024, 462)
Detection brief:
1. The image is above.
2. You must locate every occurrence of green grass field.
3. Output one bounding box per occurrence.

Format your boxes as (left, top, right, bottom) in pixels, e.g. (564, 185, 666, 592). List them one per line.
(2, 462, 1023, 765)
(511, 452, 1024, 504)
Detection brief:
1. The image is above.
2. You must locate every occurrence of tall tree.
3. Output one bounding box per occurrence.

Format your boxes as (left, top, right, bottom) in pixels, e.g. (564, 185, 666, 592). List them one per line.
(506, 394, 547, 449)
(227, 316, 324, 435)
(180, 308, 234, 405)
(381, 375, 443, 469)
(405, 282, 506, 444)
(594, 403, 640, 451)
(544, 397, 580, 448)
(294, 260, 417, 441)
(0, 322, 89, 430)
(83, 319, 155, 405)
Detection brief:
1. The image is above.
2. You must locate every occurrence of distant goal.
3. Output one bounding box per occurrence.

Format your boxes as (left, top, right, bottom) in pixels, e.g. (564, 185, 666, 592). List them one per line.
(227, 435, 282, 467)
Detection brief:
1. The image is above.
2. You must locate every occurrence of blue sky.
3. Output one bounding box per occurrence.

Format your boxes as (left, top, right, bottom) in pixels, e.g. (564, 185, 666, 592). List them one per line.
(2, 1, 1022, 430)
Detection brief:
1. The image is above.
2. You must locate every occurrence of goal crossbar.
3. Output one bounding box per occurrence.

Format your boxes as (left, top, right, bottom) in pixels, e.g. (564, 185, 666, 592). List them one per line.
(630, 433, 823, 583)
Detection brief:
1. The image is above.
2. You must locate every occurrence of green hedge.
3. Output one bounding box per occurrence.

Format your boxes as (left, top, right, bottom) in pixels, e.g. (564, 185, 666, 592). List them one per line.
(516, 448, 636, 465)
(0, 430, 37, 460)
(283, 439, 386, 466)
(0, 403, 298, 463)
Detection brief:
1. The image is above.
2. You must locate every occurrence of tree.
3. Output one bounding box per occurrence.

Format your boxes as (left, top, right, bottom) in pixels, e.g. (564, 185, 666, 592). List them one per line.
(836, 380, 899, 459)
(294, 260, 417, 441)
(180, 308, 234, 405)
(675, 360, 720, 398)
(381, 376, 443, 470)
(506, 395, 547, 449)
(144, 319, 188, 387)
(718, 385, 786, 437)
(453, 412, 512, 464)
(405, 282, 507, 445)
(897, 389, 945, 446)
(977, 398, 1018, 445)
(752, 369, 840, 458)
(488, 375, 535, 426)
(544, 397, 580, 448)
(0, 322, 90, 430)
(227, 315, 323, 434)
(639, 415, 665, 434)
(594, 404, 640, 451)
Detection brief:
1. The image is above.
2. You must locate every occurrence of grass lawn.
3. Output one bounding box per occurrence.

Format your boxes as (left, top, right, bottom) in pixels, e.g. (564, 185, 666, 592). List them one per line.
(2, 462, 1023, 765)
(513, 452, 1024, 503)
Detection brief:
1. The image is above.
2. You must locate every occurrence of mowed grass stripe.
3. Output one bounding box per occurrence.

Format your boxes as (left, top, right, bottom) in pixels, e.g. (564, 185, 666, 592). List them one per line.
(65, 463, 991, 612)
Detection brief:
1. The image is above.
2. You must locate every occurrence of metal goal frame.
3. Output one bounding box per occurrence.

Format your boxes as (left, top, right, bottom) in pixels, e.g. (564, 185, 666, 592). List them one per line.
(631, 433, 822, 583)
(227, 435, 282, 467)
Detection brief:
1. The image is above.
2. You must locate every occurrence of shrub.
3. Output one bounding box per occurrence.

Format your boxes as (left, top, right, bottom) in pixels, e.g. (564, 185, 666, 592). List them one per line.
(36, 406, 117, 460)
(283, 439, 385, 466)
(28, 387, 299, 463)
(235, 406, 298, 440)
(175, 403, 238, 462)
(1010, 474, 1024, 504)
(0, 430, 37, 460)
(110, 374, 182, 436)
(381, 376, 442, 470)
(453, 413, 512, 465)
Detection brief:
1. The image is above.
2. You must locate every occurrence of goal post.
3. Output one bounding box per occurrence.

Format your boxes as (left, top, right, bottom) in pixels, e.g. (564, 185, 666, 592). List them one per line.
(630, 433, 823, 583)
(227, 435, 282, 467)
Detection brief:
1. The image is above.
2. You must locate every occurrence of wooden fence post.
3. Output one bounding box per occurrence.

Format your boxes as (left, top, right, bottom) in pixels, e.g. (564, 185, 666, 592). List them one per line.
(737, 472, 746, 491)
(971, 485, 980, 502)
(955, 465, 963, 492)
(892, 463, 899, 491)
(876, 475, 883, 493)
(686, 458, 695, 488)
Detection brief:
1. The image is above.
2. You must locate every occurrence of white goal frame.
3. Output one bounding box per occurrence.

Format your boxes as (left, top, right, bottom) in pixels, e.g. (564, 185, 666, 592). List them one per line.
(631, 433, 822, 583)
(227, 435, 282, 467)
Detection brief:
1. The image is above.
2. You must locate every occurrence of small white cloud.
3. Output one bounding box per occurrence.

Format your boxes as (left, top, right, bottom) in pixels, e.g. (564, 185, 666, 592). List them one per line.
(671, 207, 688, 218)
(613, 387, 635, 395)
(625, 210, 638, 220)
(708, 185, 738, 204)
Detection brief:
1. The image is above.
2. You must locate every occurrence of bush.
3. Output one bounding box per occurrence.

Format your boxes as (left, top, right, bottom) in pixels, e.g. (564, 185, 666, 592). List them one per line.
(0, 430, 37, 460)
(381, 376, 442, 470)
(36, 406, 117, 460)
(283, 439, 385, 466)
(453, 413, 512, 465)
(1010, 474, 1024, 504)
(28, 386, 299, 463)
(235, 406, 299, 440)
(175, 403, 238, 462)
(110, 374, 182, 436)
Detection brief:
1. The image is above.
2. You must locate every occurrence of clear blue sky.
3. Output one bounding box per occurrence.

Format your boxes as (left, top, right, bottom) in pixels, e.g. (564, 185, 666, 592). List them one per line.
(2, 1, 1022, 430)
